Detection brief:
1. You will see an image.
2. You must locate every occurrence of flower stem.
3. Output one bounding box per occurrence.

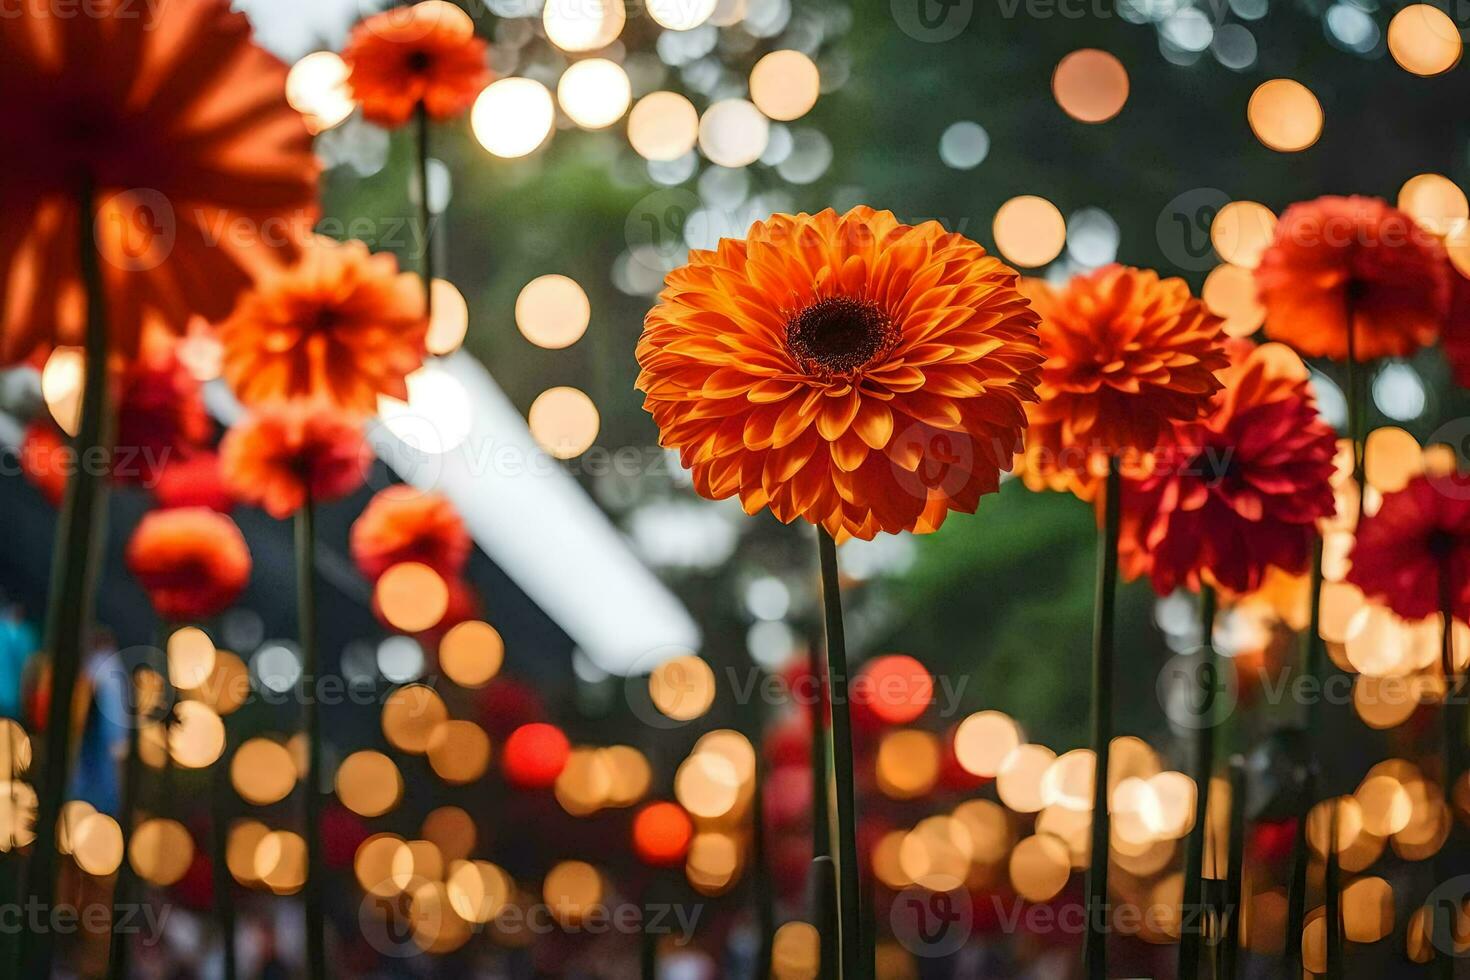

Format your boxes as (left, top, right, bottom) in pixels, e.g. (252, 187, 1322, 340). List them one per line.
(1286, 537, 1325, 978)
(212, 723, 238, 980)
(1179, 584, 1218, 980)
(1436, 559, 1459, 980)
(21, 176, 114, 978)
(297, 499, 326, 980)
(807, 643, 836, 979)
(816, 527, 868, 980)
(748, 675, 776, 977)
(1219, 756, 1246, 980)
(1082, 456, 1121, 980)
(107, 667, 145, 980)
(416, 101, 434, 324)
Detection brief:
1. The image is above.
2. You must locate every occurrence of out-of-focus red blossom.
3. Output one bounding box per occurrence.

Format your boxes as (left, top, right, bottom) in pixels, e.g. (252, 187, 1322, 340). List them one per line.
(1118, 340, 1338, 595)
(1256, 196, 1450, 361)
(771, 835, 812, 898)
(1348, 475, 1470, 621)
(1251, 818, 1297, 867)
(115, 342, 212, 486)
(763, 713, 811, 768)
(321, 804, 370, 868)
(220, 402, 369, 519)
(19, 421, 67, 506)
(778, 655, 829, 723)
(152, 451, 234, 512)
(763, 765, 813, 830)
(475, 677, 543, 739)
(350, 485, 470, 581)
(126, 508, 252, 621)
(172, 848, 215, 911)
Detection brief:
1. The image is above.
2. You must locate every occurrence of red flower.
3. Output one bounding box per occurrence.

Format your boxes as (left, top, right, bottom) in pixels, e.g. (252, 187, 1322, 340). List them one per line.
(19, 421, 68, 506)
(349, 486, 469, 581)
(1119, 341, 1338, 595)
(115, 341, 213, 486)
(1348, 475, 1470, 621)
(1256, 196, 1450, 361)
(126, 508, 252, 621)
(1441, 267, 1470, 388)
(220, 402, 369, 519)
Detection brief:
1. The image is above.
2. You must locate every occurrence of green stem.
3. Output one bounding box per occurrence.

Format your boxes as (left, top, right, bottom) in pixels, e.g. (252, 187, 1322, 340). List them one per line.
(297, 500, 326, 980)
(748, 675, 775, 978)
(1220, 756, 1246, 980)
(1082, 456, 1121, 980)
(212, 724, 237, 980)
(807, 644, 836, 980)
(1179, 585, 1218, 980)
(1285, 537, 1324, 977)
(21, 176, 114, 977)
(416, 102, 435, 325)
(107, 668, 146, 980)
(816, 527, 868, 980)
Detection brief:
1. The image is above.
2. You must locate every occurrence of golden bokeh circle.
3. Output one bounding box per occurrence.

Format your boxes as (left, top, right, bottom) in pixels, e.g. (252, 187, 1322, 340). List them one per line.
(337, 750, 404, 818)
(1247, 79, 1322, 153)
(439, 620, 504, 688)
(1052, 49, 1129, 123)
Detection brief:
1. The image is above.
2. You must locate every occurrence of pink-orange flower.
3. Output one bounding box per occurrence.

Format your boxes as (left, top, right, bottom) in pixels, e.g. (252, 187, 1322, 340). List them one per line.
(1023, 266, 1229, 499)
(1118, 341, 1338, 595)
(126, 507, 252, 621)
(220, 402, 370, 519)
(0, 0, 319, 365)
(1256, 196, 1450, 361)
(115, 341, 213, 485)
(218, 237, 428, 413)
(636, 207, 1043, 541)
(343, 1, 491, 128)
(350, 485, 470, 581)
(1348, 475, 1470, 621)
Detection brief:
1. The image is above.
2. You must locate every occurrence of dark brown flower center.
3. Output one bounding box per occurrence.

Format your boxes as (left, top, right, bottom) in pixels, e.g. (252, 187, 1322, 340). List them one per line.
(785, 297, 897, 378)
(407, 50, 434, 73)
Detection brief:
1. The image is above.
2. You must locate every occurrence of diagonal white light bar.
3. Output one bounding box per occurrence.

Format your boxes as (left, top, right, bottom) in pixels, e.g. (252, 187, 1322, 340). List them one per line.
(368, 352, 700, 675)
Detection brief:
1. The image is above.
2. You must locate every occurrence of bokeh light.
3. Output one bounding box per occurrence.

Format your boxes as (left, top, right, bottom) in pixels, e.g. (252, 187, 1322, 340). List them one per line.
(128, 818, 193, 886)
(993, 196, 1066, 268)
(425, 279, 470, 356)
(633, 801, 694, 866)
(232, 738, 297, 805)
(516, 274, 590, 349)
(1211, 201, 1277, 268)
(375, 562, 450, 634)
(750, 50, 820, 122)
(472, 78, 555, 159)
(529, 386, 600, 459)
(543, 0, 624, 51)
(1052, 50, 1129, 123)
(699, 99, 770, 168)
(648, 0, 717, 30)
(1398, 173, 1468, 237)
(286, 52, 354, 133)
(503, 723, 571, 788)
(628, 92, 700, 161)
(557, 59, 632, 130)
(858, 654, 932, 725)
(649, 654, 716, 721)
(337, 751, 403, 818)
(1247, 79, 1323, 152)
(439, 620, 504, 688)
(954, 710, 1022, 777)
(1387, 5, 1463, 76)
(1202, 263, 1266, 336)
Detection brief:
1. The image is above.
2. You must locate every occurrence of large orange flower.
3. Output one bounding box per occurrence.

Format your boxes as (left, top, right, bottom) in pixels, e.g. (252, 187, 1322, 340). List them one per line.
(0, 0, 319, 365)
(343, 1, 491, 129)
(1023, 266, 1229, 498)
(220, 402, 370, 519)
(635, 207, 1043, 541)
(1256, 196, 1449, 361)
(1118, 341, 1338, 595)
(126, 507, 252, 621)
(218, 237, 428, 412)
(350, 485, 470, 581)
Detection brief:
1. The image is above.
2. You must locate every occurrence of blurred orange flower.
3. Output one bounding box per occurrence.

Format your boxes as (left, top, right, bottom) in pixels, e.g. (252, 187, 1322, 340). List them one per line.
(218, 237, 427, 413)
(1256, 196, 1449, 361)
(1023, 266, 1229, 499)
(636, 207, 1042, 541)
(0, 0, 319, 365)
(343, 0, 491, 128)
(126, 508, 252, 621)
(1349, 475, 1470, 621)
(220, 402, 370, 519)
(350, 485, 470, 581)
(1118, 341, 1338, 595)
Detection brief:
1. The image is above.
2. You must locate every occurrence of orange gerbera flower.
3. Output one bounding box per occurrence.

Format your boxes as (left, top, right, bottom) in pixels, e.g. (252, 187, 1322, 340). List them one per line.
(220, 402, 370, 519)
(350, 485, 470, 581)
(0, 0, 319, 365)
(1024, 265, 1229, 499)
(126, 507, 252, 621)
(218, 237, 428, 413)
(1118, 341, 1338, 595)
(1256, 196, 1450, 361)
(635, 207, 1043, 541)
(343, 0, 491, 129)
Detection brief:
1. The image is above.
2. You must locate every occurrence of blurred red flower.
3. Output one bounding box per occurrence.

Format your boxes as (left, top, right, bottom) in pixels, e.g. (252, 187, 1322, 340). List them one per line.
(218, 237, 427, 413)
(152, 451, 234, 513)
(115, 341, 213, 486)
(343, 0, 491, 128)
(126, 508, 252, 621)
(1118, 341, 1338, 595)
(19, 421, 68, 506)
(1348, 475, 1470, 621)
(1256, 196, 1449, 361)
(220, 402, 369, 519)
(0, 0, 318, 365)
(350, 485, 469, 581)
